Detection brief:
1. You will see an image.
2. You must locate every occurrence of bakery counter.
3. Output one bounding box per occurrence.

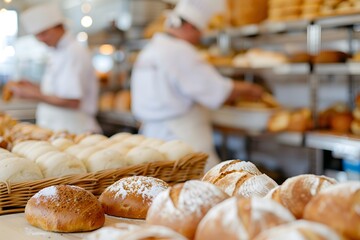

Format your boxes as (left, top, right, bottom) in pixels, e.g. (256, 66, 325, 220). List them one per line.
(97, 110, 140, 129)
(306, 131, 360, 159)
(0, 213, 143, 240)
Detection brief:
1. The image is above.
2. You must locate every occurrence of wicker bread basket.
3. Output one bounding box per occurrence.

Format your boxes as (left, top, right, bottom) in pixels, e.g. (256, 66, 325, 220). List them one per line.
(0, 152, 207, 215)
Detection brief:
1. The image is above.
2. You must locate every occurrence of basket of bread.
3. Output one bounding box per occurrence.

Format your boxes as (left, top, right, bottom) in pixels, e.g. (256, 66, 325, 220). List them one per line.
(0, 115, 208, 215)
(18, 159, 360, 240)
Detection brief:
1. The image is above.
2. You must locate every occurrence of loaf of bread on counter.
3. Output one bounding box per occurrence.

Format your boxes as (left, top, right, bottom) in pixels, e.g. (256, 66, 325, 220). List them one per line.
(195, 197, 295, 240)
(99, 176, 169, 219)
(303, 181, 360, 240)
(266, 174, 337, 219)
(25, 185, 105, 232)
(254, 220, 344, 240)
(146, 180, 229, 239)
(202, 160, 278, 198)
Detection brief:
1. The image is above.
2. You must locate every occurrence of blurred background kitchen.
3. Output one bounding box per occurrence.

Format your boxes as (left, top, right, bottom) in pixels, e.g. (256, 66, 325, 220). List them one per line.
(1, 0, 360, 182)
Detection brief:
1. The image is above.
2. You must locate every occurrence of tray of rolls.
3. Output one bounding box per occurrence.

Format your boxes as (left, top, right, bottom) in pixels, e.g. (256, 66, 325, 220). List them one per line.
(0, 115, 208, 215)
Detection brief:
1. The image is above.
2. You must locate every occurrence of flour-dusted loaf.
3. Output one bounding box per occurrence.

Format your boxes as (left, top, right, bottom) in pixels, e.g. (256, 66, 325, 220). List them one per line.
(195, 197, 295, 240)
(202, 160, 278, 198)
(86, 223, 187, 240)
(158, 140, 194, 161)
(126, 146, 165, 165)
(99, 176, 169, 219)
(266, 174, 337, 218)
(0, 157, 43, 183)
(146, 180, 229, 239)
(253, 220, 344, 240)
(303, 181, 360, 240)
(25, 185, 105, 232)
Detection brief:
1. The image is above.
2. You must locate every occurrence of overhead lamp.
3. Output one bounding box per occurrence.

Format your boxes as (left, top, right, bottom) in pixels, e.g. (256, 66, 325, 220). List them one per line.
(4, 0, 12, 3)
(77, 32, 88, 42)
(81, 2, 91, 14)
(99, 44, 115, 55)
(81, 15, 93, 28)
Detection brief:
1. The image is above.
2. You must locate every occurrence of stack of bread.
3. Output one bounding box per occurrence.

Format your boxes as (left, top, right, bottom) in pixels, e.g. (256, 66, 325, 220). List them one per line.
(232, 48, 288, 68)
(268, 0, 304, 22)
(267, 108, 312, 132)
(227, 0, 268, 27)
(98, 89, 131, 112)
(351, 94, 360, 135)
(289, 50, 349, 64)
(318, 102, 353, 133)
(320, 0, 360, 16)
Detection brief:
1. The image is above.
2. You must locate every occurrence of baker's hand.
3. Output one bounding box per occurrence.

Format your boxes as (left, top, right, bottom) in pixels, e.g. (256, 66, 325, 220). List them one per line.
(10, 81, 42, 100)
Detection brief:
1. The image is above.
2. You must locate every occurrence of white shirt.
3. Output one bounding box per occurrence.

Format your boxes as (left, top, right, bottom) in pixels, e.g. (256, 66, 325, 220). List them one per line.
(37, 32, 101, 133)
(131, 33, 233, 122)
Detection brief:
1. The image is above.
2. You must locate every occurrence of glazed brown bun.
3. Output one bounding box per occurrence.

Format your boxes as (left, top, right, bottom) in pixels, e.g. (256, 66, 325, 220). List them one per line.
(25, 185, 105, 232)
(266, 174, 337, 219)
(202, 160, 278, 198)
(330, 112, 353, 133)
(99, 176, 169, 219)
(304, 181, 360, 240)
(254, 220, 345, 240)
(195, 197, 295, 240)
(146, 180, 229, 239)
(313, 50, 349, 63)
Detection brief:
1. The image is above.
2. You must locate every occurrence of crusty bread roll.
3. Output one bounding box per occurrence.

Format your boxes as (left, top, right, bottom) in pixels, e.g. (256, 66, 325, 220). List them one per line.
(158, 140, 194, 161)
(195, 197, 295, 240)
(202, 160, 278, 198)
(266, 174, 337, 219)
(109, 132, 132, 142)
(126, 146, 165, 165)
(330, 112, 353, 133)
(146, 180, 229, 239)
(0, 157, 43, 183)
(99, 176, 169, 219)
(25, 185, 105, 232)
(86, 223, 187, 240)
(51, 138, 74, 151)
(303, 181, 360, 240)
(254, 220, 344, 240)
(79, 134, 108, 146)
(267, 111, 291, 132)
(36, 151, 87, 178)
(85, 149, 127, 172)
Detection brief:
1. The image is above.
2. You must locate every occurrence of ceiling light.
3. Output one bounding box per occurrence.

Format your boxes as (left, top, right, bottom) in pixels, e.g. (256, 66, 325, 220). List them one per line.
(81, 2, 92, 13)
(99, 44, 115, 55)
(81, 16, 93, 28)
(4, 0, 12, 3)
(77, 32, 88, 42)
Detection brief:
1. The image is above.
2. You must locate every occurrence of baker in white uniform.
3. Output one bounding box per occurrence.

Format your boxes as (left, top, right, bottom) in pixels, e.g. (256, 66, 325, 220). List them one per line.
(11, 3, 101, 134)
(131, 0, 264, 170)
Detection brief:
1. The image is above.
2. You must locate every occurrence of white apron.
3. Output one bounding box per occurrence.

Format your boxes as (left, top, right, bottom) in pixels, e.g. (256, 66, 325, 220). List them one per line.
(141, 105, 220, 172)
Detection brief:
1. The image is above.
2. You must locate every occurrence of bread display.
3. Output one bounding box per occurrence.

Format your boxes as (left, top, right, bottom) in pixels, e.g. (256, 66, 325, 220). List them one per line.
(126, 146, 165, 165)
(146, 180, 229, 239)
(78, 134, 108, 146)
(202, 160, 278, 198)
(0, 156, 43, 183)
(313, 50, 349, 63)
(195, 197, 295, 240)
(232, 49, 288, 68)
(86, 223, 187, 240)
(267, 108, 312, 133)
(254, 220, 344, 240)
(99, 90, 132, 113)
(303, 181, 360, 240)
(266, 174, 337, 219)
(99, 176, 169, 219)
(85, 148, 127, 172)
(158, 140, 194, 161)
(229, 0, 268, 26)
(50, 137, 75, 151)
(25, 185, 105, 232)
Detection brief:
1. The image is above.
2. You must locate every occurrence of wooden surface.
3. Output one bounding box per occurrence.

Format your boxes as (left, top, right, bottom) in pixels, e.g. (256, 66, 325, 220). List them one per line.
(0, 213, 144, 240)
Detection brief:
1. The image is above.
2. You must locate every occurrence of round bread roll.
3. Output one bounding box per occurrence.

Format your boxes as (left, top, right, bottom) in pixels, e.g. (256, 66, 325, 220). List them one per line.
(86, 223, 187, 240)
(351, 120, 360, 135)
(254, 220, 344, 240)
(109, 132, 132, 142)
(25, 185, 105, 232)
(202, 160, 277, 197)
(25, 144, 58, 162)
(0, 157, 43, 183)
(75, 146, 103, 162)
(126, 146, 165, 165)
(65, 144, 89, 157)
(95, 139, 117, 149)
(0, 151, 17, 160)
(140, 138, 165, 148)
(99, 176, 169, 219)
(36, 151, 87, 178)
(79, 134, 108, 146)
(51, 138, 74, 151)
(12, 140, 49, 157)
(122, 134, 146, 145)
(303, 181, 360, 240)
(353, 107, 360, 121)
(195, 197, 295, 240)
(158, 140, 194, 161)
(107, 142, 135, 155)
(266, 174, 337, 219)
(146, 180, 229, 239)
(85, 149, 127, 172)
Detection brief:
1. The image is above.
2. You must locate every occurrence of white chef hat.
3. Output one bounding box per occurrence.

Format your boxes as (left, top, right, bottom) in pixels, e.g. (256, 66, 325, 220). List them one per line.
(20, 3, 65, 35)
(172, 0, 226, 31)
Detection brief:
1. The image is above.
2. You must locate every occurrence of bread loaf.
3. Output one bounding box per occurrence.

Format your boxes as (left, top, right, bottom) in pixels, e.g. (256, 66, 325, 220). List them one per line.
(195, 197, 295, 240)
(158, 140, 194, 161)
(99, 176, 169, 219)
(314, 50, 349, 63)
(254, 220, 344, 240)
(266, 174, 337, 219)
(146, 180, 229, 239)
(202, 160, 278, 198)
(303, 181, 360, 240)
(126, 146, 165, 165)
(85, 149, 127, 172)
(25, 185, 105, 232)
(0, 157, 43, 183)
(86, 223, 187, 240)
